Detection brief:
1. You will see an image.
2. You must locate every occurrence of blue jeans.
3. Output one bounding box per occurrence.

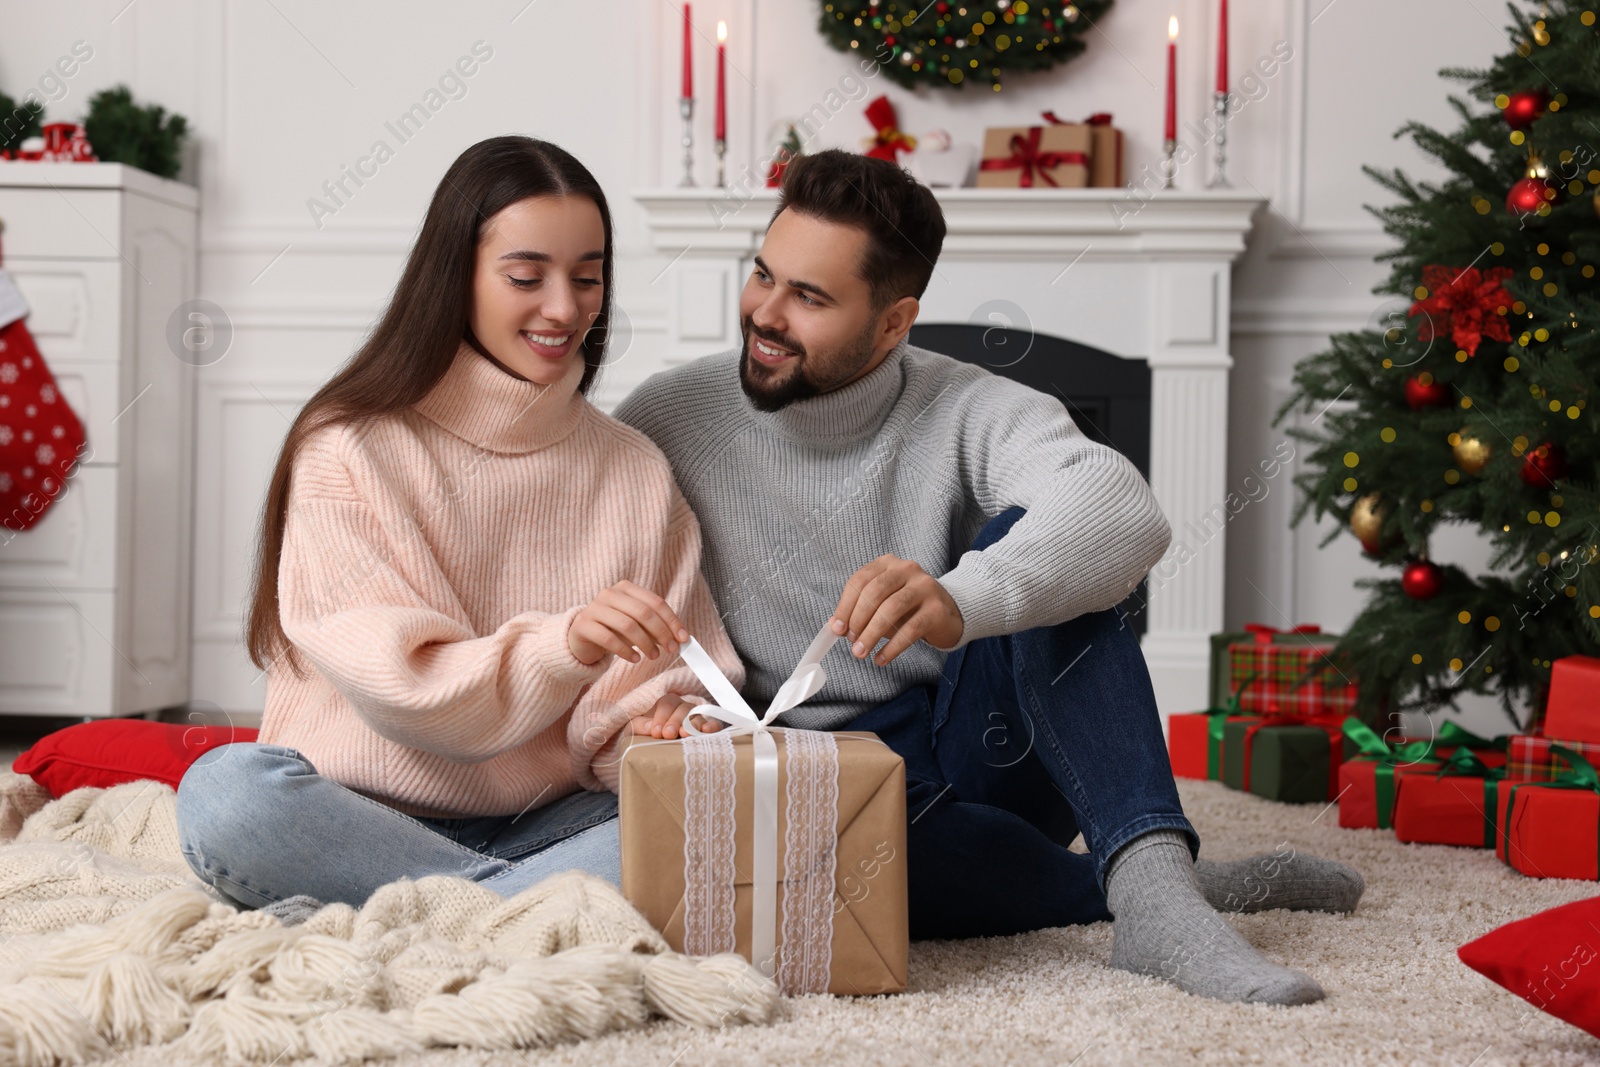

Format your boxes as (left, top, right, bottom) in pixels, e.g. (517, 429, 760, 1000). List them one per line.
(840, 505, 1198, 940)
(175, 743, 621, 910)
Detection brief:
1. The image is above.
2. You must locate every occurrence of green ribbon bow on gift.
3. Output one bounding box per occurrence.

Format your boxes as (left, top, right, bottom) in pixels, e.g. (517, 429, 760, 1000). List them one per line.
(1434, 747, 1507, 848)
(1341, 718, 1441, 830)
(1432, 720, 1507, 753)
(1500, 744, 1600, 873)
(1199, 673, 1258, 779)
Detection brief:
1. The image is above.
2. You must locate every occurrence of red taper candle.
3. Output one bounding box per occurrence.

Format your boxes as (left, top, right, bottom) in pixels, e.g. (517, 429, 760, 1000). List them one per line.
(715, 20, 727, 140)
(681, 3, 693, 99)
(1165, 17, 1178, 141)
(1216, 0, 1228, 93)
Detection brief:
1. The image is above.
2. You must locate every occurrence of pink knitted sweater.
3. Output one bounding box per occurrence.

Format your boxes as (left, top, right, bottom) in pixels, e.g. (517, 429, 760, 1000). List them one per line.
(257, 340, 745, 818)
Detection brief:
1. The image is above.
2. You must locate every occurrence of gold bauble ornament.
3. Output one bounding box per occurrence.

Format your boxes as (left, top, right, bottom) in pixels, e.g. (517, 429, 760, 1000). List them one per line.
(1350, 492, 1386, 551)
(1452, 431, 1492, 475)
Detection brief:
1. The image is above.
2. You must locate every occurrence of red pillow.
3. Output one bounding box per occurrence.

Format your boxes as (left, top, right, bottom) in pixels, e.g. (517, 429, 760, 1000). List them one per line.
(11, 719, 259, 797)
(1458, 895, 1600, 1039)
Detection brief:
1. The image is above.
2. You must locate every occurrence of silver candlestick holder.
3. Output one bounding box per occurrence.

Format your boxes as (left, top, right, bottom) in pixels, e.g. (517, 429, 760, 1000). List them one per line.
(715, 137, 727, 188)
(1161, 136, 1177, 189)
(1208, 91, 1232, 188)
(678, 97, 696, 187)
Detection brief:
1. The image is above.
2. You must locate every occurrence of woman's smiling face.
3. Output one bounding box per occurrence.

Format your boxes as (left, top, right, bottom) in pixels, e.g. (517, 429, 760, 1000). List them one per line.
(467, 194, 606, 385)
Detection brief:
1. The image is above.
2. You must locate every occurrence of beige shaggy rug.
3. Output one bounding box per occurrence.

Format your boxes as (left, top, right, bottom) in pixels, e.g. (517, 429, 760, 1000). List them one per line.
(0, 771, 1595, 1066)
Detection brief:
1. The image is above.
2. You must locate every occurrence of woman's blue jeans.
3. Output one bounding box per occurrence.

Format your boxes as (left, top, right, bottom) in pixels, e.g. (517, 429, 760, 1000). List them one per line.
(839, 505, 1198, 940)
(175, 742, 622, 910)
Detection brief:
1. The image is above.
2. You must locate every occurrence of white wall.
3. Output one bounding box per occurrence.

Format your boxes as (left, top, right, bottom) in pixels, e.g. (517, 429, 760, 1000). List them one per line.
(0, 0, 1516, 732)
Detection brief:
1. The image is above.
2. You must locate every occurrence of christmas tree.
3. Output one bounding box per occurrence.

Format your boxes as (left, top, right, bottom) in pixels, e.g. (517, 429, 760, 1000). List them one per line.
(1278, 0, 1599, 729)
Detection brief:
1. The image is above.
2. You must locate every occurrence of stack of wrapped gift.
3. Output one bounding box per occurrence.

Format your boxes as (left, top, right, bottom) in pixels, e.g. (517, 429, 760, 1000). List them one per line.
(1168, 624, 1357, 803)
(1485, 655, 1600, 879)
(976, 111, 1124, 188)
(1341, 719, 1507, 832)
(618, 623, 909, 995)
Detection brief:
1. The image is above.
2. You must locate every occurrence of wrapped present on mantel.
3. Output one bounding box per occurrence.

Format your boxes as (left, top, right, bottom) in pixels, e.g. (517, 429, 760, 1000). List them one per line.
(618, 621, 908, 997)
(1208, 624, 1359, 718)
(1495, 745, 1600, 881)
(976, 115, 1091, 188)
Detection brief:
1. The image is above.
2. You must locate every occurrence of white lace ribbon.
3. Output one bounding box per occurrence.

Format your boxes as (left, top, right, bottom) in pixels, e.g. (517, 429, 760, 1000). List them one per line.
(677, 620, 842, 990)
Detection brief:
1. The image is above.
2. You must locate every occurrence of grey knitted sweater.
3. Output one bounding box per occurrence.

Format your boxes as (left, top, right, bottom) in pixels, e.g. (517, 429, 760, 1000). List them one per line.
(611, 337, 1172, 731)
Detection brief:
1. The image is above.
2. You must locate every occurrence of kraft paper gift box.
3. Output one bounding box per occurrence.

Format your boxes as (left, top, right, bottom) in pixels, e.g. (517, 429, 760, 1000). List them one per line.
(1039, 110, 1123, 187)
(1542, 655, 1600, 744)
(618, 622, 909, 996)
(1494, 745, 1600, 881)
(975, 122, 1091, 188)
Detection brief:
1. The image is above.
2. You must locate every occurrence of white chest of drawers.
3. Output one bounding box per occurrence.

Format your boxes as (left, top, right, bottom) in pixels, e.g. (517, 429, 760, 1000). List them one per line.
(0, 163, 198, 720)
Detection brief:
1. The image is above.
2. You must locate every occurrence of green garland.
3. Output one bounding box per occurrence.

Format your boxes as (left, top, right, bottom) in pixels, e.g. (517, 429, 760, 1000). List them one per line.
(817, 0, 1113, 92)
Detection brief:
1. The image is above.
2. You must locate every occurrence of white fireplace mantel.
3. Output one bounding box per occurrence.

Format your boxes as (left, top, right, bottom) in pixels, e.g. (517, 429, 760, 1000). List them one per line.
(633, 187, 1266, 718)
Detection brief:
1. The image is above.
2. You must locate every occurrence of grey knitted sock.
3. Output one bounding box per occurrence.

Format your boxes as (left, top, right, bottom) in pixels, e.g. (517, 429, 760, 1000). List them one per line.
(1105, 830, 1325, 1006)
(1195, 851, 1364, 915)
(261, 894, 325, 926)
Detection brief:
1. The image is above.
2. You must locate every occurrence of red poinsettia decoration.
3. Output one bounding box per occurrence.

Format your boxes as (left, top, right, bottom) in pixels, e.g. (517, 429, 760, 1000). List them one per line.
(1407, 264, 1515, 357)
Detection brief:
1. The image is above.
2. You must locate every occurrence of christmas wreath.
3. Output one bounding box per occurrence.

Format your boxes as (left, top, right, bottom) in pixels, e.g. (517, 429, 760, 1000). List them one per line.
(817, 0, 1113, 92)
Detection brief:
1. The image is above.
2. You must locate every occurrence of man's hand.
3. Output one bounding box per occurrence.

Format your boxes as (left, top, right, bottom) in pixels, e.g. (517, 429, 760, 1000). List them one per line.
(830, 554, 964, 666)
(631, 693, 724, 739)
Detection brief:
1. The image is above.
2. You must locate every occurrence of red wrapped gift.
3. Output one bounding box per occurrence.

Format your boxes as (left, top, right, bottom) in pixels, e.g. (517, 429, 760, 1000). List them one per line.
(1336, 719, 1442, 830)
(1392, 751, 1504, 848)
(1168, 704, 1253, 781)
(1495, 745, 1600, 880)
(1227, 625, 1358, 717)
(1543, 656, 1600, 744)
(1506, 734, 1600, 782)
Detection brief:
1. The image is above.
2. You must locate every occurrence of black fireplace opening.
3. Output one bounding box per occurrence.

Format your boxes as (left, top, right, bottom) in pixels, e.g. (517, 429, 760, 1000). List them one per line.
(907, 322, 1154, 637)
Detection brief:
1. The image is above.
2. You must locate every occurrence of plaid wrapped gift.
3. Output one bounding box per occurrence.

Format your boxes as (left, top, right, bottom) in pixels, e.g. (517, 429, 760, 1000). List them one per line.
(1225, 625, 1357, 716)
(1507, 734, 1600, 782)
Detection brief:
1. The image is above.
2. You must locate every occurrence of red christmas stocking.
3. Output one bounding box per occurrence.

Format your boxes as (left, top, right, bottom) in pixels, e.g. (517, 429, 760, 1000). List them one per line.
(0, 267, 87, 532)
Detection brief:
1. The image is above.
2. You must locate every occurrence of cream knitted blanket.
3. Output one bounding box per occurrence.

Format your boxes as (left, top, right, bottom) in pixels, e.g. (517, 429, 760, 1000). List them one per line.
(0, 771, 778, 1066)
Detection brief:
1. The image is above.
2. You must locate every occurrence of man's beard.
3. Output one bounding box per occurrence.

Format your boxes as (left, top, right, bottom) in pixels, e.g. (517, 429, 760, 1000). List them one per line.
(738, 315, 878, 413)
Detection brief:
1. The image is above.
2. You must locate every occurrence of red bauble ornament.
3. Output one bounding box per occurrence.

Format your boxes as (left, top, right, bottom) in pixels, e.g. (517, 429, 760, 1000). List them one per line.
(1506, 176, 1554, 214)
(1519, 441, 1567, 487)
(1401, 559, 1443, 600)
(1503, 89, 1550, 130)
(1404, 375, 1452, 409)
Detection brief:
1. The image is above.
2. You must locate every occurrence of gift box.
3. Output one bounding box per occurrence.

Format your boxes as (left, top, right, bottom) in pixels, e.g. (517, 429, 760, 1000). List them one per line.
(1336, 718, 1443, 829)
(618, 622, 909, 996)
(1220, 714, 1344, 803)
(1543, 656, 1600, 744)
(1219, 625, 1357, 717)
(976, 120, 1091, 188)
(1506, 734, 1600, 782)
(1495, 745, 1600, 881)
(1167, 704, 1252, 780)
(1391, 751, 1504, 848)
(1203, 627, 1344, 716)
(1042, 110, 1122, 187)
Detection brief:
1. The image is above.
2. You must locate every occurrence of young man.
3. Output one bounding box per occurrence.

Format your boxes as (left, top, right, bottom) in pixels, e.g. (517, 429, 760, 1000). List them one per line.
(615, 149, 1363, 1006)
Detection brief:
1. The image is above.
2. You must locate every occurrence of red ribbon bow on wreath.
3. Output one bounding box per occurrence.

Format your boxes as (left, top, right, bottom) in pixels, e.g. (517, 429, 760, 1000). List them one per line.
(979, 125, 1088, 188)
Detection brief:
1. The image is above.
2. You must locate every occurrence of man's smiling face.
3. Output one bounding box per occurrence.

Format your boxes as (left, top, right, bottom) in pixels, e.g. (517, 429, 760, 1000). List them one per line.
(737, 208, 913, 413)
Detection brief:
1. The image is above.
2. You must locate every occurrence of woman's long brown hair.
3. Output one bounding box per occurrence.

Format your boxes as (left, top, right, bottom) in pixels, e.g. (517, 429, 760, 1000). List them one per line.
(244, 135, 616, 679)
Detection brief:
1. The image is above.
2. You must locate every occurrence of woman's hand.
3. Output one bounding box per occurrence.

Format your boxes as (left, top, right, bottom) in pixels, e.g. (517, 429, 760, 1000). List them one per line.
(568, 580, 691, 666)
(630, 693, 725, 739)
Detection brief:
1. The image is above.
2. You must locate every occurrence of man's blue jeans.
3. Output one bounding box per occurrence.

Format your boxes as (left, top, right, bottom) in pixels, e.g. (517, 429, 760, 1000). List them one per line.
(176, 743, 622, 910)
(840, 505, 1198, 940)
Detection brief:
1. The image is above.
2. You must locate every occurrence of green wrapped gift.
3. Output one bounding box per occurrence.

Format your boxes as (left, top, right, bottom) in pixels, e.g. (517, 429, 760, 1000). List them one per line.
(1220, 715, 1345, 804)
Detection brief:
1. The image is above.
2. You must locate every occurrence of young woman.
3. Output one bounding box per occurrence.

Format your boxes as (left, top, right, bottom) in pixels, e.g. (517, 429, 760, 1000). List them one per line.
(175, 135, 743, 912)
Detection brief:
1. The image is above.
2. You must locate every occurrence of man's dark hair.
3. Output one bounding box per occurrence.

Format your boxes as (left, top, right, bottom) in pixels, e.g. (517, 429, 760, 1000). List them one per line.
(772, 148, 946, 311)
